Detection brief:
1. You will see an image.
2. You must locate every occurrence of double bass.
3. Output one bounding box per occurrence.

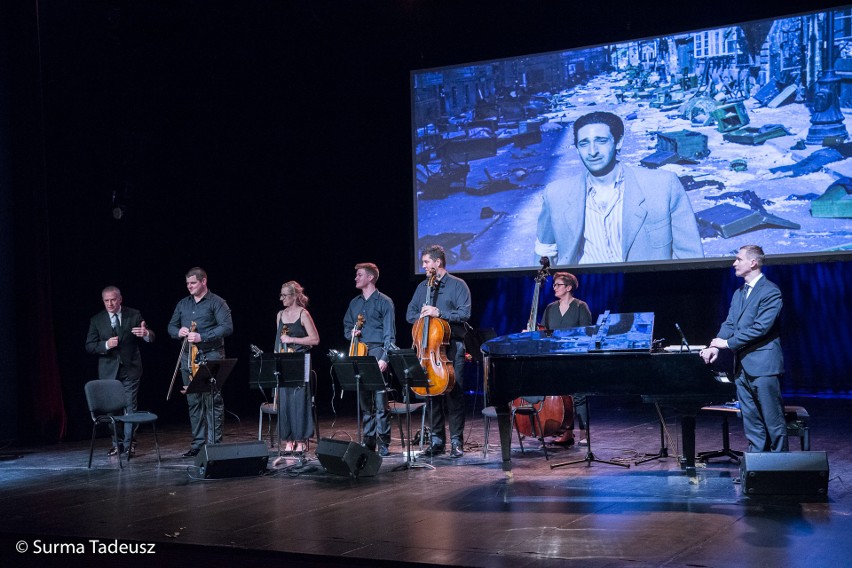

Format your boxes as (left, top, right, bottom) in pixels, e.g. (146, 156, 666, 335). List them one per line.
(512, 258, 574, 439)
(410, 268, 455, 396)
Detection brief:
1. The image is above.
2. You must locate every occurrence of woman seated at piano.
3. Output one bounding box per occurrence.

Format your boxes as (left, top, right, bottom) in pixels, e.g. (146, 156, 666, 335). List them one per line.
(540, 272, 593, 446)
(275, 280, 320, 455)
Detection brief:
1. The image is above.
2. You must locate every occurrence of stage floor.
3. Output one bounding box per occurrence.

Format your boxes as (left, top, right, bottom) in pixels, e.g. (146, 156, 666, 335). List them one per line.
(1, 395, 850, 567)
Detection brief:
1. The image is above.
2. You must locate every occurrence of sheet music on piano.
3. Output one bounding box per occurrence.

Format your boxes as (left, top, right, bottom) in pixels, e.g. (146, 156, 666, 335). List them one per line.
(481, 312, 655, 356)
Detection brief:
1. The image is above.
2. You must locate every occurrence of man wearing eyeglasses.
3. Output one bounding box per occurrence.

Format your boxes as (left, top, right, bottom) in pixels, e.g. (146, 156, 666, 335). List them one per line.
(535, 111, 703, 266)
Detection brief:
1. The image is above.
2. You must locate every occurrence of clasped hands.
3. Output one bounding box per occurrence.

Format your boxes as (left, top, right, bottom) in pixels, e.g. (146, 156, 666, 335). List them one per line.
(700, 338, 728, 364)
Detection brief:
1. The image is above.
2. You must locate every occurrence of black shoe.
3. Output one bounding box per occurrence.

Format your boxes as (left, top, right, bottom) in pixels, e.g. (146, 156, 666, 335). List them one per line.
(378, 445, 390, 457)
(423, 445, 445, 457)
(182, 448, 200, 458)
(450, 442, 464, 458)
(364, 436, 377, 452)
(126, 444, 136, 458)
(108, 444, 124, 456)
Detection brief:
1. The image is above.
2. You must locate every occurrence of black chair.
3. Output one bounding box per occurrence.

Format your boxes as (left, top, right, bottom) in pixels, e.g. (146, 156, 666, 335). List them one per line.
(511, 397, 550, 460)
(84, 380, 160, 468)
(387, 390, 427, 454)
(258, 388, 279, 450)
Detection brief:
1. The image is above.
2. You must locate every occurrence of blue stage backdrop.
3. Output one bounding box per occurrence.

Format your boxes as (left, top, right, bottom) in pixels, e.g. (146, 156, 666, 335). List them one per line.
(473, 260, 850, 395)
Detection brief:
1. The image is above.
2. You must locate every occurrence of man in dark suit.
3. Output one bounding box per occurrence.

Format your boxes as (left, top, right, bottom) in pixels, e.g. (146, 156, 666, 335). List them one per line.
(85, 286, 155, 456)
(701, 245, 788, 453)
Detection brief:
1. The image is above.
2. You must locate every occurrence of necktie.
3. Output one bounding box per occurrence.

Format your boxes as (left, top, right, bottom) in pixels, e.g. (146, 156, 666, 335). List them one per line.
(744, 285, 751, 300)
(111, 314, 119, 336)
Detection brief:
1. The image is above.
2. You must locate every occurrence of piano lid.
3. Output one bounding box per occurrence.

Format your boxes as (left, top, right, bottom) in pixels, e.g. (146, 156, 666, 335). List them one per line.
(481, 312, 655, 356)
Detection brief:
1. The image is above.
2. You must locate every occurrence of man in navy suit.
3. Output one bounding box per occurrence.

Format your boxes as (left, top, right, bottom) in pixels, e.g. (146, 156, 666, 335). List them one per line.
(535, 111, 703, 266)
(701, 245, 788, 453)
(85, 286, 155, 456)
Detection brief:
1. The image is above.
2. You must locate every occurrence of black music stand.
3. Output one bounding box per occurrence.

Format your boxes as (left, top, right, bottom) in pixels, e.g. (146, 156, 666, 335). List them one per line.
(332, 356, 386, 446)
(634, 402, 677, 465)
(388, 349, 435, 471)
(185, 358, 237, 446)
(550, 397, 629, 470)
(251, 352, 314, 455)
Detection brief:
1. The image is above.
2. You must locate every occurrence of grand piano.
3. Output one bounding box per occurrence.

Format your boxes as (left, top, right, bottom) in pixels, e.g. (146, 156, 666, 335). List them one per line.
(482, 312, 735, 475)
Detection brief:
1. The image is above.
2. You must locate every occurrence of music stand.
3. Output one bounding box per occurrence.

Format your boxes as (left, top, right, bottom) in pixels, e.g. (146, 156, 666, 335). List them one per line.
(388, 349, 434, 471)
(550, 397, 629, 470)
(251, 352, 313, 454)
(185, 358, 237, 446)
(332, 356, 386, 446)
(634, 402, 677, 465)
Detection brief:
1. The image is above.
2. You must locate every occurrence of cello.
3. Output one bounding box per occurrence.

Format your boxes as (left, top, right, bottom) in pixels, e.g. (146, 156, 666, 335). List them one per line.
(410, 268, 455, 396)
(512, 258, 574, 439)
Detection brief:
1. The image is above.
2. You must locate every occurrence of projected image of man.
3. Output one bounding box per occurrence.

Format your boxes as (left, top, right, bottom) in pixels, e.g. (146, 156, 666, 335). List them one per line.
(535, 111, 703, 266)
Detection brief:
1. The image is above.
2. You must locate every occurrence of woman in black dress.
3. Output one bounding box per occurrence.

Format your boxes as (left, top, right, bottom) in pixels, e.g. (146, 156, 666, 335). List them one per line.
(275, 280, 320, 453)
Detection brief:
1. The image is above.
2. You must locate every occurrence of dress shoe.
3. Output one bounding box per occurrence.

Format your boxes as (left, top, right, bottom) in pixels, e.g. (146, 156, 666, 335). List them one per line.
(450, 442, 464, 458)
(108, 444, 124, 456)
(552, 431, 574, 446)
(182, 448, 201, 458)
(378, 445, 390, 457)
(126, 444, 137, 458)
(422, 445, 445, 457)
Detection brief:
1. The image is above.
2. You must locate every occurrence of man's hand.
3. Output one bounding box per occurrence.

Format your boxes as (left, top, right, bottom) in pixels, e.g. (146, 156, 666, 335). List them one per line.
(700, 346, 719, 364)
(420, 305, 440, 318)
(131, 321, 150, 338)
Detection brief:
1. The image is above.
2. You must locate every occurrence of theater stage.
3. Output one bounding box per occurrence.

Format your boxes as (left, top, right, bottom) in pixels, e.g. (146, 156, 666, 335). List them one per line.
(1, 395, 850, 567)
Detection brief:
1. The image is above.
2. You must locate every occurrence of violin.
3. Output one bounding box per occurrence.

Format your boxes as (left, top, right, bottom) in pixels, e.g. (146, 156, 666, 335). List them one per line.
(348, 313, 368, 357)
(410, 269, 455, 396)
(512, 257, 574, 439)
(280, 324, 296, 353)
(166, 321, 197, 400)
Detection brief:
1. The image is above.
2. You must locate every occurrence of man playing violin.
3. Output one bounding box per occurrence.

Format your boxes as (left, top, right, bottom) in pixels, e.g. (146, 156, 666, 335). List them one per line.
(405, 245, 471, 458)
(343, 263, 396, 457)
(167, 267, 234, 458)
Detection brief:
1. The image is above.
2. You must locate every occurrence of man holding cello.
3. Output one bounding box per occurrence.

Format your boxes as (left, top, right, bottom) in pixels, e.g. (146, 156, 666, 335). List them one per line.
(344, 262, 396, 457)
(406, 245, 471, 458)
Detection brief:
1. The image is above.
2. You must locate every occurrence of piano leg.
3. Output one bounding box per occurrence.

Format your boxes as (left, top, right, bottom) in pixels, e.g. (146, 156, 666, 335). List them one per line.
(681, 414, 697, 476)
(495, 404, 514, 472)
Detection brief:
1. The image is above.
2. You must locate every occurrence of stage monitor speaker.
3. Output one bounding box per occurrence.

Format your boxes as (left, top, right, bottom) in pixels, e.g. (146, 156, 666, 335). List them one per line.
(741, 451, 829, 496)
(195, 441, 269, 479)
(317, 438, 381, 478)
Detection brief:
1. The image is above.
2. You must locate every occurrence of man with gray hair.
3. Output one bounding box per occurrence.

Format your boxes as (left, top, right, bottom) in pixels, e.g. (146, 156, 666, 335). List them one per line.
(85, 285, 155, 457)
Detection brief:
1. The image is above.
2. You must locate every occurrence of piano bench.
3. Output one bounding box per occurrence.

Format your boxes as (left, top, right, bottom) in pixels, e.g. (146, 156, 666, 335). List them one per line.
(784, 405, 810, 451)
(698, 405, 743, 463)
(699, 404, 811, 461)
